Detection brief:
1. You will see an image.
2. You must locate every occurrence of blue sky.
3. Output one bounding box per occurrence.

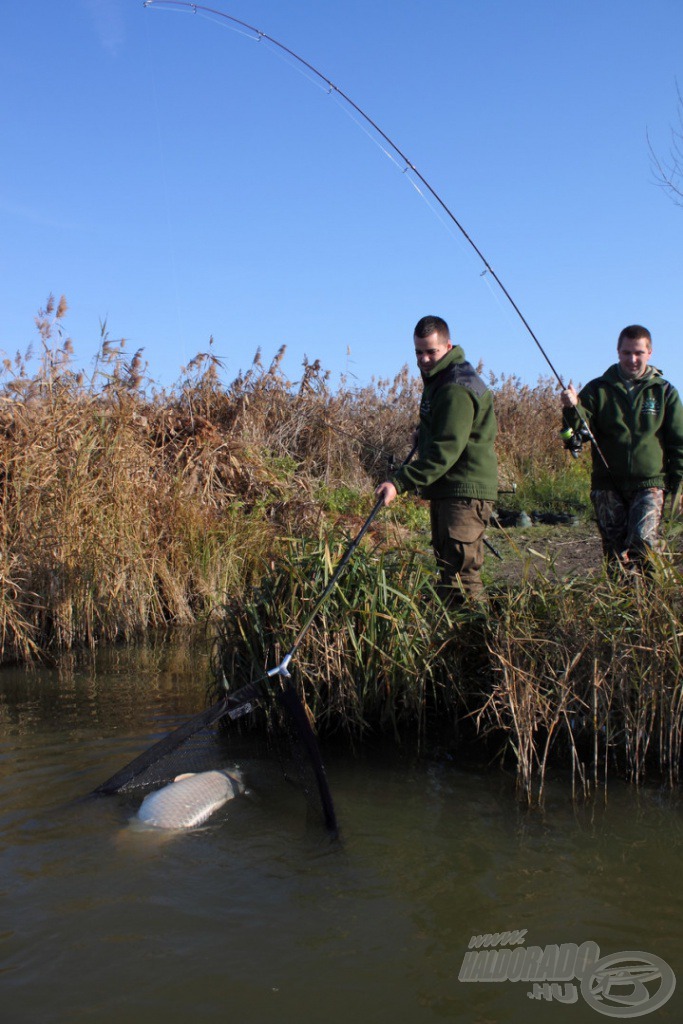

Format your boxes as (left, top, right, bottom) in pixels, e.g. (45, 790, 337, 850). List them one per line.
(1, 0, 682, 395)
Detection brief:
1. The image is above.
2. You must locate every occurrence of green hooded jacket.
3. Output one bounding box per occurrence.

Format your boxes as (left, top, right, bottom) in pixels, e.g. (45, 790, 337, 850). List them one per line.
(564, 364, 683, 493)
(392, 345, 498, 500)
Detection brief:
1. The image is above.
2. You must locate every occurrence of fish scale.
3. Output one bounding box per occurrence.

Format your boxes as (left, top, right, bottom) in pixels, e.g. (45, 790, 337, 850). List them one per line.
(136, 769, 245, 830)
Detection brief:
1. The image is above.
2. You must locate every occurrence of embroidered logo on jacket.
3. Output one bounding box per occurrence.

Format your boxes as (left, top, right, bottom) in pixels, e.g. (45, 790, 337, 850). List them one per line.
(642, 396, 660, 416)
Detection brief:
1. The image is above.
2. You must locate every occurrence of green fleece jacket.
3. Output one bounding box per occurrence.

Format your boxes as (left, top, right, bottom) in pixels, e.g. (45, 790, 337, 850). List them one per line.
(392, 346, 498, 500)
(563, 364, 683, 493)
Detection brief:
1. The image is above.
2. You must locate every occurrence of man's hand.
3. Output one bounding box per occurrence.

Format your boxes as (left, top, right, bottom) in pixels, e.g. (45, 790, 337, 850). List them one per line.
(560, 385, 578, 409)
(375, 481, 398, 507)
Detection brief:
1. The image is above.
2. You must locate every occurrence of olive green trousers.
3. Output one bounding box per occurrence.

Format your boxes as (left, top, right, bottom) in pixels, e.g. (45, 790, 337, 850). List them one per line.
(429, 497, 494, 603)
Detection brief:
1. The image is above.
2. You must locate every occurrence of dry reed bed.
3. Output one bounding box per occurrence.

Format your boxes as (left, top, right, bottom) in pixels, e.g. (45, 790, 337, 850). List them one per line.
(4, 298, 682, 795)
(480, 563, 683, 799)
(0, 296, 573, 663)
(0, 298, 419, 660)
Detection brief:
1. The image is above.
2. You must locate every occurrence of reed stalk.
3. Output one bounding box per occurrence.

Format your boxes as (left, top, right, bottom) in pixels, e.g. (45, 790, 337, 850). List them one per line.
(6, 298, 683, 799)
(213, 540, 683, 800)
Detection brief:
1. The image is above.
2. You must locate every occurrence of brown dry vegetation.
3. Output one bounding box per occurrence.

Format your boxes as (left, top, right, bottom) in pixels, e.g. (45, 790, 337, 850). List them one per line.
(4, 298, 683, 798)
(0, 296, 582, 664)
(215, 536, 683, 801)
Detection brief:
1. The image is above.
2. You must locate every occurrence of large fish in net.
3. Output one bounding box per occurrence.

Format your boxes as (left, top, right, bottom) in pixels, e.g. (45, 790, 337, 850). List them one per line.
(90, 445, 416, 837)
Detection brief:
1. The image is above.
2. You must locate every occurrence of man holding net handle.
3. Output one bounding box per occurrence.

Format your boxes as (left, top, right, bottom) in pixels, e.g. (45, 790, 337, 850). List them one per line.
(560, 324, 683, 566)
(375, 315, 498, 604)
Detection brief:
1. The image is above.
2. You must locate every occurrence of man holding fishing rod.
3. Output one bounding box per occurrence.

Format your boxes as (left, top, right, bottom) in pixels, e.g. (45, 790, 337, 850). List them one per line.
(560, 324, 683, 566)
(375, 315, 498, 603)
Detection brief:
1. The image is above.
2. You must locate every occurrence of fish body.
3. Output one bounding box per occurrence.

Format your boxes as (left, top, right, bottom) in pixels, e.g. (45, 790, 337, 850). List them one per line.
(136, 769, 245, 830)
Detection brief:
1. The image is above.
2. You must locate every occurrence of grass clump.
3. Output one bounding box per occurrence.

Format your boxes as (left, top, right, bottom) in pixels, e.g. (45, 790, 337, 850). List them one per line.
(212, 534, 485, 747)
(480, 557, 683, 800)
(213, 537, 683, 802)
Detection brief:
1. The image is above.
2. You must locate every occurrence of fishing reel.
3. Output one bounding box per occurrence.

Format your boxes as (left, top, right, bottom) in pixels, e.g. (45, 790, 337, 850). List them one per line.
(559, 425, 591, 458)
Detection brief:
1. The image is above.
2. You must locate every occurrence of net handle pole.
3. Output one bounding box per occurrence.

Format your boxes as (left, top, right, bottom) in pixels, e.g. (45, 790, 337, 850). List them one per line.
(279, 442, 418, 665)
(90, 444, 414, 796)
(268, 656, 292, 679)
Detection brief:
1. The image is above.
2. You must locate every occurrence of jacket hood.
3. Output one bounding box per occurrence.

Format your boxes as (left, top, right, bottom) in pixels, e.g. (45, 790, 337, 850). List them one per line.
(602, 363, 663, 386)
(421, 344, 466, 382)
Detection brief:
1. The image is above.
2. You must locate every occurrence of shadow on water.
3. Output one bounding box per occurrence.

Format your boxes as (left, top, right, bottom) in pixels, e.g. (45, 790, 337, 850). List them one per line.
(1, 637, 682, 1023)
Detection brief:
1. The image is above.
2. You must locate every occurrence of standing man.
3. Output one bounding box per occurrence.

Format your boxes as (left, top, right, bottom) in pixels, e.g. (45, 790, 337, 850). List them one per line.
(560, 324, 683, 565)
(375, 315, 498, 603)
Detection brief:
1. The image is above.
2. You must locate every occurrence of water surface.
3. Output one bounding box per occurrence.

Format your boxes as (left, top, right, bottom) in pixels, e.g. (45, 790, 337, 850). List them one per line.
(1, 640, 681, 1023)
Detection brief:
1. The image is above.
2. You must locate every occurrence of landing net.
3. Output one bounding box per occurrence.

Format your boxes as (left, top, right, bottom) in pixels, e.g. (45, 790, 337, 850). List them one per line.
(92, 675, 338, 836)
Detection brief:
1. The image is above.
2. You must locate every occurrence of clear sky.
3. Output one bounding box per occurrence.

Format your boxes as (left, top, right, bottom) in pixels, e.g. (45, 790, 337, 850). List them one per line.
(2, 0, 682, 394)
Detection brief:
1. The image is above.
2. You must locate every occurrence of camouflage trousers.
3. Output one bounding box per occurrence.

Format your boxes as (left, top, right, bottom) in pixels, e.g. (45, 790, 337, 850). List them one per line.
(429, 497, 494, 603)
(590, 487, 665, 564)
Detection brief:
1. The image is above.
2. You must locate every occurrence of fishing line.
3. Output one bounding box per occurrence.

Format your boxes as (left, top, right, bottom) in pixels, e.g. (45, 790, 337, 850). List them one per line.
(322, 89, 491, 273)
(151, 1, 492, 291)
(176, 0, 458, 254)
(143, 3, 558, 371)
(141, 1, 614, 479)
(328, 91, 479, 266)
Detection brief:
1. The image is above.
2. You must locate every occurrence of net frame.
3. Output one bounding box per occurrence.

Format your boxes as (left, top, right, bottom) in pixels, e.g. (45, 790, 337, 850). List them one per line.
(91, 444, 417, 836)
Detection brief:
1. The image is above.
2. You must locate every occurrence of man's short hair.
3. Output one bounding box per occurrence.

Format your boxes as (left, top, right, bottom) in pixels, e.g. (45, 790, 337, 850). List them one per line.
(414, 315, 450, 340)
(618, 325, 652, 350)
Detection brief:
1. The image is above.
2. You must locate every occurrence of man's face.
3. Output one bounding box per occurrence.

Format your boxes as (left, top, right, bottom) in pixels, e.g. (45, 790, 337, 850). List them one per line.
(414, 331, 452, 373)
(617, 336, 652, 379)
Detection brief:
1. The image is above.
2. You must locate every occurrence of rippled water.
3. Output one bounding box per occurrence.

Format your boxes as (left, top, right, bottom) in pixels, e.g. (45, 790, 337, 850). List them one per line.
(1, 639, 682, 1023)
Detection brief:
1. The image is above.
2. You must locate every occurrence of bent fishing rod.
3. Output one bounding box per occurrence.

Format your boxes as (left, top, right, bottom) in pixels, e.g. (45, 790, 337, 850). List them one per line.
(143, 3, 551, 367)
(143, 0, 614, 478)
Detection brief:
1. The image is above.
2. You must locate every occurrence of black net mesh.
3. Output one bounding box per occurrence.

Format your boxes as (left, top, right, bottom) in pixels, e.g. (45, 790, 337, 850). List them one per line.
(99, 722, 252, 794)
(91, 676, 338, 836)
